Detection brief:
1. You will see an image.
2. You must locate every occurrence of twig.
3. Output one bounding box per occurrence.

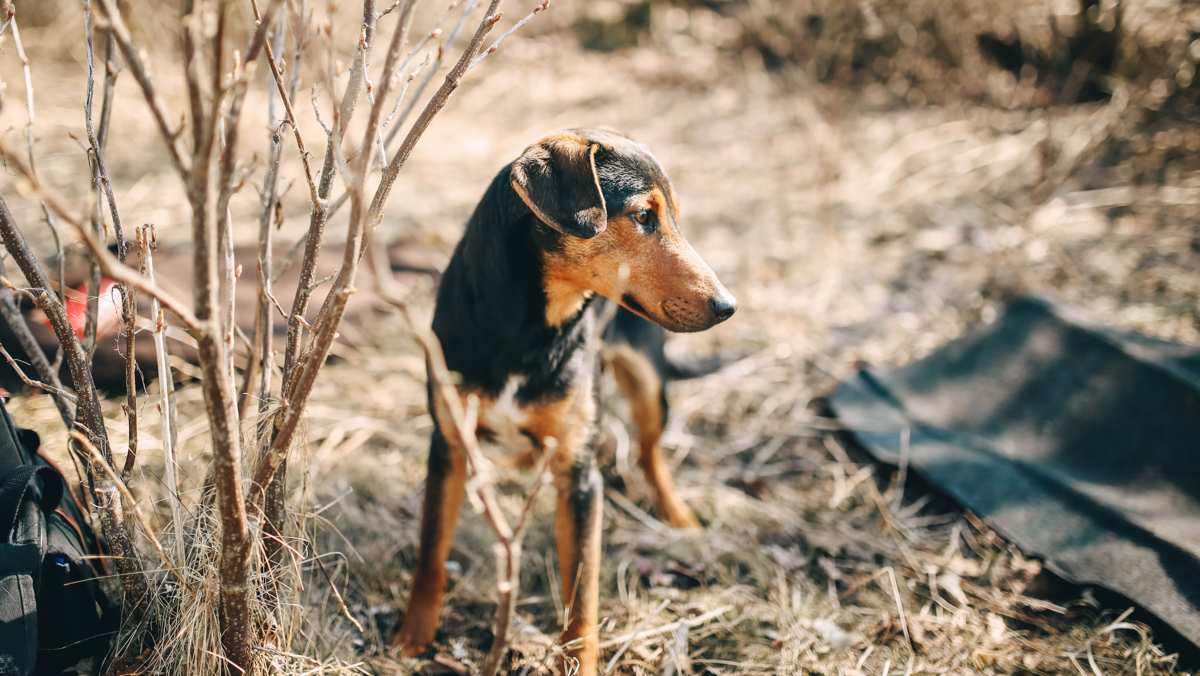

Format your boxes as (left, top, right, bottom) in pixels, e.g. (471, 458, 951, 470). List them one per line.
(882, 566, 913, 652)
(0, 258, 73, 426)
(597, 606, 732, 649)
(366, 0, 503, 231)
(83, 1, 105, 362)
(325, 0, 478, 220)
(250, 0, 323, 208)
(312, 551, 367, 635)
(139, 226, 185, 567)
(84, 0, 140, 480)
(214, 0, 285, 415)
(253, 0, 381, 576)
(71, 430, 185, 587)
(273, 0, 376, 398)
(95, 0, 191, 179)
(379, 287, 541, 675)
(181, 0, 207, 154)
(8, 8, 68, 316)
(0, 343, 75, 402)
(469, 0, 548, 68)
(352, 0, 418, 285)
(254, 1, 308, 568)
(382, 0, 476, 152)
(324, 26, 439, 217)
(483, 444, 553, 676)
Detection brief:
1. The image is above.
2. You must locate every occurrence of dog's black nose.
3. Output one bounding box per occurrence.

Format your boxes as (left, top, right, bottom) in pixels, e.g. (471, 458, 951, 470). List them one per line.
(709, 294, 737, 322)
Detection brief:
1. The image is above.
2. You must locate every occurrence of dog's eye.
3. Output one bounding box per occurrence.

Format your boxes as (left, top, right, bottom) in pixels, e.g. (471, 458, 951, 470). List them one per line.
(632, 209, 656, 231)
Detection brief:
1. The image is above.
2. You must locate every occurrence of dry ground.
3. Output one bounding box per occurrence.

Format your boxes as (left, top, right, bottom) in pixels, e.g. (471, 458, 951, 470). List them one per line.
(2, 2, 1199, 673)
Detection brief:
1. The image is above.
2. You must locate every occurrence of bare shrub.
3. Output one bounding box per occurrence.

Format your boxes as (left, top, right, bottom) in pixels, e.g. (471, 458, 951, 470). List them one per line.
(0, 0, 545, 672)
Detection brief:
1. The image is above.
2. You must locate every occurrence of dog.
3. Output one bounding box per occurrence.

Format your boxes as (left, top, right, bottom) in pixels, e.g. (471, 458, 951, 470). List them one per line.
(393, 128, 736, 673)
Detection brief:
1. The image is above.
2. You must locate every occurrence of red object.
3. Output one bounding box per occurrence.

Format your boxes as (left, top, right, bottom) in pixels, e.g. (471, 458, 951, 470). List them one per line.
(39, 278, 120, 339)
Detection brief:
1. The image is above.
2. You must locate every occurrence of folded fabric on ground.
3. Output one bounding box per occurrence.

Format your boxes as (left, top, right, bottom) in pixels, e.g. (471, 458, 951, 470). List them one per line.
(830, 296, 1200, 651)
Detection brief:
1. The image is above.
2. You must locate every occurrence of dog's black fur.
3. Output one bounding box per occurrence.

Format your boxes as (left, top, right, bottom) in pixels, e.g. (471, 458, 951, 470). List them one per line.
(431, 163, 600, 403)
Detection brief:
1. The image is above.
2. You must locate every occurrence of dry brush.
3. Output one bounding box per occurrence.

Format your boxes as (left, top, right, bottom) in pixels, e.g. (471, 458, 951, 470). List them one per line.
(0, 0, 546, 672)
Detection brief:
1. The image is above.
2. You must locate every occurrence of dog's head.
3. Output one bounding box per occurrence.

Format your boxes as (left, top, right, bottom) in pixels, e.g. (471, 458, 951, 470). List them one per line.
(511, 128, 736, 333)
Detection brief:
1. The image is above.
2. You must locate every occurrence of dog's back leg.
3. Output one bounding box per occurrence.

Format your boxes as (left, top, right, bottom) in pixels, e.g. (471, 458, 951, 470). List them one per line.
(393, 429, 467, 654)
(605, 343, 700, 529)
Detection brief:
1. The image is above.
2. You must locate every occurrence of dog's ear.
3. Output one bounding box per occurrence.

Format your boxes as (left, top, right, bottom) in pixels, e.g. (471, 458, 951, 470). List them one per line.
(510, 137, 607, 238)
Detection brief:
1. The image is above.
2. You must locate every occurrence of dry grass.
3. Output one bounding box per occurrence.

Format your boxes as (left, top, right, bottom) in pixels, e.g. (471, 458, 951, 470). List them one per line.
(3, 1, 1199, 673)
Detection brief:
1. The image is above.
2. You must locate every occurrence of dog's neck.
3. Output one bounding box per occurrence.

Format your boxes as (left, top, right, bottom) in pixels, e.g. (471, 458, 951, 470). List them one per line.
(543, 275, 594, 328)
(432, 167, 597, 399)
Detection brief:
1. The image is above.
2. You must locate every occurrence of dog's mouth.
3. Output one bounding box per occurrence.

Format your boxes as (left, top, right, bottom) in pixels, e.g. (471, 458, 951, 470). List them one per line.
(621, 293, 709, 332)
(620, 293, 652, 320)
(620, 292, 678, 329)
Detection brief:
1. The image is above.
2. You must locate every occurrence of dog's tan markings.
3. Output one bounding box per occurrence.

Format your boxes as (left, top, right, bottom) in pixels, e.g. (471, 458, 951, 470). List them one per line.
(543, 278, 594, 327)
(606, 344, 700, 528)
(523, 390, 596, 459)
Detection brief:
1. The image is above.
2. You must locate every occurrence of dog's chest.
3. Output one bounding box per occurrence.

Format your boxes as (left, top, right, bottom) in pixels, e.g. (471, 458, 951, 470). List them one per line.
(470, 374, 596, 465)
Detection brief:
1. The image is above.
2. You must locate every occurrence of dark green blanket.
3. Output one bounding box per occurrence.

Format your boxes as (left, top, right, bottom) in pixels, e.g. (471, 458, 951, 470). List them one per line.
(830, 297, 1200, 651)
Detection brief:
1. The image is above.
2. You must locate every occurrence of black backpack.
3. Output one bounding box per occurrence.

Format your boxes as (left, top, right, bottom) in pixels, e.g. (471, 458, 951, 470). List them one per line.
(0, 397, 118, 674)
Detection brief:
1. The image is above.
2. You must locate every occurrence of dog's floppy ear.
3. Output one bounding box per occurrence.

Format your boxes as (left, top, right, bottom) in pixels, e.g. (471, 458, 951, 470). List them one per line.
(510, 137, 607, 239)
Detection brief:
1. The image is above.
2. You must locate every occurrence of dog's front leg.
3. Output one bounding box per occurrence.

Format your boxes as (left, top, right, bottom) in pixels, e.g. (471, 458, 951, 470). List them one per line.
(554, 452, 603, 675)
(393, 429, 467, 655)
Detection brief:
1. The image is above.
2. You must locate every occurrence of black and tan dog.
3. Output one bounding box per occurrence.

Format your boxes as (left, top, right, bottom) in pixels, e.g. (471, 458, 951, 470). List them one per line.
(393, 128, 736, 673)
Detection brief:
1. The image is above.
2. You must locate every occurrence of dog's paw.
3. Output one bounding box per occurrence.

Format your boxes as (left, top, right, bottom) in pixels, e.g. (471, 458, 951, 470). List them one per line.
(390, 622, 435, 657)
(663, 506, 702, 530)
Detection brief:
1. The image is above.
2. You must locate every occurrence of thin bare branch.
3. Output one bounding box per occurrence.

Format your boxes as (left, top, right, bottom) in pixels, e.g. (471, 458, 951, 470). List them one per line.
(84, 1, 140, 479)
(470, 0, 548, 68)
(95, 0, 191, 178)
(275, 0, 377, 396)
(362, 1, 422, 167)
(410, 306, 544, 676)
(8, 10, 69, 316)
(383, 0, 477, 151)
(256, 0, 382, 542)
(0, 343, 76, 403)
(139, 225, 185, 567)
(250, 0, 322, 207)
(366, 0, 503, 233)
(71, 430, 185, 587)
(0, 258, 73, 426)
(213, 0, 285, 374)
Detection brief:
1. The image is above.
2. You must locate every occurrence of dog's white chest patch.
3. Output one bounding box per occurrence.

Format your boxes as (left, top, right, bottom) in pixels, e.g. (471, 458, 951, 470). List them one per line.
(477, 375, 538, 455)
